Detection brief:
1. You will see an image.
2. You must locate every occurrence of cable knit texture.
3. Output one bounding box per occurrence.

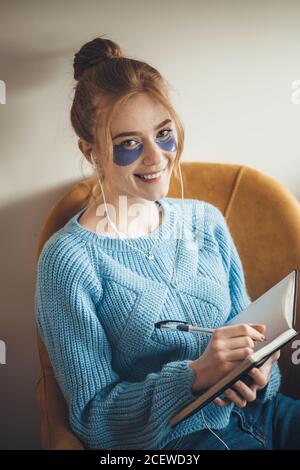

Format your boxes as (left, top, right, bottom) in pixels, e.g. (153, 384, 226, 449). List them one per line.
(35, 197, 281, 450)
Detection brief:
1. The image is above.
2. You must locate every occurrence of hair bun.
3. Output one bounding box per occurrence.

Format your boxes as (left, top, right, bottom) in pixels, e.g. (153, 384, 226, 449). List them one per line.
(73, 37, 123, 81)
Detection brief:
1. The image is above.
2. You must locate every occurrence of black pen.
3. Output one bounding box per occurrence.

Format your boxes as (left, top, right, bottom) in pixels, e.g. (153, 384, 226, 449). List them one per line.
(155, 320, 214, 334)
(155, 320, 267, 340)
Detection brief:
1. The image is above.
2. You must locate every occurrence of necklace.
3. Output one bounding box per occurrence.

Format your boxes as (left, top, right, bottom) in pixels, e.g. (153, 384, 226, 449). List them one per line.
(104, 200, 163, 262)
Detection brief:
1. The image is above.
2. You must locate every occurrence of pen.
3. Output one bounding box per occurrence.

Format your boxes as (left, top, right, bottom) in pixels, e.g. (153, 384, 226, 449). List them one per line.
(155, 320, 267, 340)
(154, 320, 214, 334)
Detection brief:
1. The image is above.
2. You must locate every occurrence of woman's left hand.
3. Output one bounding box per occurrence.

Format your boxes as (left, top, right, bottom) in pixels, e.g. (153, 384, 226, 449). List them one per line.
(213, 350, 280, 408)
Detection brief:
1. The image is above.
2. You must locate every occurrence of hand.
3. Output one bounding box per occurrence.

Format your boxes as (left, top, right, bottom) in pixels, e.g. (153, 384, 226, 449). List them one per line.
(213, 350, 280, 408)
(189, 323, 266, 393)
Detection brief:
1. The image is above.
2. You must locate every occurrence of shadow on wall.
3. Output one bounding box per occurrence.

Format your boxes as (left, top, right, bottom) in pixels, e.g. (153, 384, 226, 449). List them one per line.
(0, 180, 75, 450)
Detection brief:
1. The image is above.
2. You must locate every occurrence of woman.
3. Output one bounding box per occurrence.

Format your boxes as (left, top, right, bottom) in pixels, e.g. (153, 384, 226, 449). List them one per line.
(35, 36, 300, 450)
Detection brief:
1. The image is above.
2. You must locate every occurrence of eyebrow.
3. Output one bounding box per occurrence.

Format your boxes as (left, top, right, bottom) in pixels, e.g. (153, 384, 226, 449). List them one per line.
(112, 119, 173, 140)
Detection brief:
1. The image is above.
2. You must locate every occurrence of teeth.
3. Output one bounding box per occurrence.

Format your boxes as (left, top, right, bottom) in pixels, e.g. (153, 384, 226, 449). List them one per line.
(138, 170, 163, 180)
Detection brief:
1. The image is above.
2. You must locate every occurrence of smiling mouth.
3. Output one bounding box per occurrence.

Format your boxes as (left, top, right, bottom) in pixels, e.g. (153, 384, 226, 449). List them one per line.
(134, 167, 167, 181)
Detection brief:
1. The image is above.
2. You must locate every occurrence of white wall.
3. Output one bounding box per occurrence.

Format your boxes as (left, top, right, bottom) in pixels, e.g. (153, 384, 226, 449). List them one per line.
(0, 0, 299, 449)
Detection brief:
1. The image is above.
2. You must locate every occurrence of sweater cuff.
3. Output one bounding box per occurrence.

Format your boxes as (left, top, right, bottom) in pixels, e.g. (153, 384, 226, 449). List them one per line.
(164, 359, 198, 402)
(152, 359, 198, 446)
(159, 359, 198, 430)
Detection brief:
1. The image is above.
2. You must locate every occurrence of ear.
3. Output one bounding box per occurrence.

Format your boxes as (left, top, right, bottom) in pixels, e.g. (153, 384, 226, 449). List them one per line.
(78, 139, 93, 164)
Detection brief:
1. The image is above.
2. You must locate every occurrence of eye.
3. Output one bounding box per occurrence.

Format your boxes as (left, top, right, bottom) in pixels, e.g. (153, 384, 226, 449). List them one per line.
(157, 128, 173, 140)
(119, 139, 140, 149)
(118, 128, 173, 149)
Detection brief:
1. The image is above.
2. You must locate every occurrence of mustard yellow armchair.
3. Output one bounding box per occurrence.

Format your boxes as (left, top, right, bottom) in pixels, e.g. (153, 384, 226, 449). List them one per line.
(35, 162, 300, 450)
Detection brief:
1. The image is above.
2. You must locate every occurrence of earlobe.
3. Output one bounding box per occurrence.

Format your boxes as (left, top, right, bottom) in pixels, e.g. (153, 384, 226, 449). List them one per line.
(78, 139, 93, 163)
(78, 139, 84, 154)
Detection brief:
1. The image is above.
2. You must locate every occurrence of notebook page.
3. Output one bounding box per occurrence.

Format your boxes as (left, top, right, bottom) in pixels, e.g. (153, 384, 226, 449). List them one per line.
(225, 272, 294, 351)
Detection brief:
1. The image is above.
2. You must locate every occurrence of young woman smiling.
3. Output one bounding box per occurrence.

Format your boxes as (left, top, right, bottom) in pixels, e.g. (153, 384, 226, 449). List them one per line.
(35, 36, 300, 451)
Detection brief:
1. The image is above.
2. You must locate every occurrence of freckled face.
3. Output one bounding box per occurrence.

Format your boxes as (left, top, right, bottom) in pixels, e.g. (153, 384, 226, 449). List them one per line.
(100, 94, 178, 202)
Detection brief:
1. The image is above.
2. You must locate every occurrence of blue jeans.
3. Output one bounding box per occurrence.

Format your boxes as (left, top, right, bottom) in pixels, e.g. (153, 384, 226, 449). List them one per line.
(163, 393, 300, 450)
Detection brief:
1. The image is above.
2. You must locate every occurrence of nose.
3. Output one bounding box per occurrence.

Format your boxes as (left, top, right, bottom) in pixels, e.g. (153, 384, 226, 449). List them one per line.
(142, 139, 166, 167)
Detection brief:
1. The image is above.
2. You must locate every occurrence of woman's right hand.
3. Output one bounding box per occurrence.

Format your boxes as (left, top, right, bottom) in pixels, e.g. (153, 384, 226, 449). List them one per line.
(189, 323, 266, 393)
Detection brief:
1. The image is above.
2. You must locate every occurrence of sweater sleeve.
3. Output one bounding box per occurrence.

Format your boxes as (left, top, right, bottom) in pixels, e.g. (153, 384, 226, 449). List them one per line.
(34, 235, 198, 450)
(208, 203, 281, 403)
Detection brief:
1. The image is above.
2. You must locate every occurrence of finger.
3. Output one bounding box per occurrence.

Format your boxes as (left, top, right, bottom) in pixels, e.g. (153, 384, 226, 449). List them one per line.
(248, 367, 268, 388)
(231, 380, 257, 402)
(271, 350, 281, 361)
(224, 388, 247, 408)
(261, 350, 280, 367)
(249, 323, 266, 336)
(223, 347, 254, 361)
(213, 397, 231, 407)
(214, 323, 265, 342)
(225, 336, 255, 350)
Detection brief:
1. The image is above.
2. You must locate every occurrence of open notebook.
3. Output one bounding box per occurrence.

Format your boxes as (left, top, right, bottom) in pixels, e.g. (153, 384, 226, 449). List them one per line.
(170, 269, 298, 427)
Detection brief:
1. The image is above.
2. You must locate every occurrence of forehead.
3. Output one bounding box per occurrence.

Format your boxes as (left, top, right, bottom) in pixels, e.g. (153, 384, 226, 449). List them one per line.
(110, 94, 170, 133)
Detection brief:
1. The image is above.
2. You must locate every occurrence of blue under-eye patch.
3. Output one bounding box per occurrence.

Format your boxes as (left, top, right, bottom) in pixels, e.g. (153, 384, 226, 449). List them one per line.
(113, 133, 177, 166)
(156, 134, 177, 152)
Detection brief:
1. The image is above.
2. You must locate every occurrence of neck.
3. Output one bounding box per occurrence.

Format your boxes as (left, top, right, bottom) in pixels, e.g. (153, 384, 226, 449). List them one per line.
(93, 192, 162, 238)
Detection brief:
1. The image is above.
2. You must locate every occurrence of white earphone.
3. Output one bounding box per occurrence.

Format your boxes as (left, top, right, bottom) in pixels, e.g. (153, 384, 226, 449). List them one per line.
(90, 153, 100, 173)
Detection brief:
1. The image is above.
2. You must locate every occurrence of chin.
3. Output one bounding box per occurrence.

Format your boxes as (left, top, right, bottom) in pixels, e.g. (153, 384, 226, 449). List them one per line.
(154, 186, 169, 201)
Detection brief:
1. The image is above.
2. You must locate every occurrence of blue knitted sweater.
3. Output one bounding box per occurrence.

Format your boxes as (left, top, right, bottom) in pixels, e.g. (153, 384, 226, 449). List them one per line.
(34, 197, 281, 450)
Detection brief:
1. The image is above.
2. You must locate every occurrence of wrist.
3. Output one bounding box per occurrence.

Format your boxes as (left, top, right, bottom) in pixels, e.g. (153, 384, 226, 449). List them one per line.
(189, 357, 208, 393)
